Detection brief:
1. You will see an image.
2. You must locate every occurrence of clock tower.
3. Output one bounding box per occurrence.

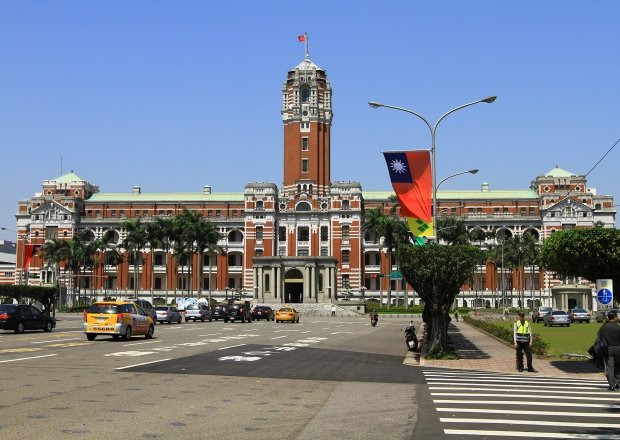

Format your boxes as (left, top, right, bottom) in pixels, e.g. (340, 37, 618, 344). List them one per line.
(281, 54, 333, 196)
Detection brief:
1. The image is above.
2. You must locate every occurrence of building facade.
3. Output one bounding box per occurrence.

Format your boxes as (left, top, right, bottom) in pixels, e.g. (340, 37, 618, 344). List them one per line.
(9, 54, 617, 307)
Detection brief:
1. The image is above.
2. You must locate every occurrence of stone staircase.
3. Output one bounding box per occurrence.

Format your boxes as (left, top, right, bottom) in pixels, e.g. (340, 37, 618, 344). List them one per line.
(256, 302, 362, 317)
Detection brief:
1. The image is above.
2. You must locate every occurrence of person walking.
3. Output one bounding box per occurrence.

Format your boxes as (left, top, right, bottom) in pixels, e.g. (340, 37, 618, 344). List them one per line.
(514, 311, 537, 373)
(331, 304, 336, 317)
(598, 310, 620, 391)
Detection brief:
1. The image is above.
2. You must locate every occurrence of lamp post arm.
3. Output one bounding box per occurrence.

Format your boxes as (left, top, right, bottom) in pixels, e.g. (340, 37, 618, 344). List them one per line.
(433, 98, 492, 132)
(371, 103, 433, 134)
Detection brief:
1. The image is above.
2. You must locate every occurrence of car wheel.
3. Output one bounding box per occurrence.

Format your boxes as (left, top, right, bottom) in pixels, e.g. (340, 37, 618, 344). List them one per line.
(566, 324, 570, 327)
(145, 325, 154, 339)
(86, 333, 96, 341)
(122, 326, 132, 341)
(44, 321, 54, 332)
(178, 316, 182, 324)
(167, 318, 172, 324)
(201, 316, 205, 322)
(15, 322, 25, 334)
(296, 317, 300, 323)
(209, 317, 212, 322)
(185, 318, 189, 322)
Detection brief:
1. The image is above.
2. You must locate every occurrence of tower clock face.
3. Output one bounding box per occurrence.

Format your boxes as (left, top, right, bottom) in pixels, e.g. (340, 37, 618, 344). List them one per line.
(302, 110, 308, 116)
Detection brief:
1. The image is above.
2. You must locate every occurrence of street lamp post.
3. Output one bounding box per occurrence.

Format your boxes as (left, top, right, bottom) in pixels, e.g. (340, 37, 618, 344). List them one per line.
(368, 97, 496, 241)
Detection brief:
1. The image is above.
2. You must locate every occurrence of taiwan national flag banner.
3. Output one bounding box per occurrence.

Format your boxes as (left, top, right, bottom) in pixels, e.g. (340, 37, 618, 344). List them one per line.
(23, 244, 41, 269)
(383, 150, 434, 238)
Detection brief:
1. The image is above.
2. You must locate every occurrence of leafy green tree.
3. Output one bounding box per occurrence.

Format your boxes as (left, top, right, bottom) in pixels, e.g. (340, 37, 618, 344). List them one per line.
(540, 228, 620, 303)
(436, 217, 469, 245)
(398, 243, 482, 356)
(153, 216, 176, 302)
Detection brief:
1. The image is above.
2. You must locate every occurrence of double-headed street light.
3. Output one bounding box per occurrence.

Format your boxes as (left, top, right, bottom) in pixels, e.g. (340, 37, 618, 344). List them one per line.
(368, 96, 496, 242)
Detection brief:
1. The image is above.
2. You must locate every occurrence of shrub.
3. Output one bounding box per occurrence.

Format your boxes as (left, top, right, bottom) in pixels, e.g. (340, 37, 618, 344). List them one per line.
(463, 315, 548, 355)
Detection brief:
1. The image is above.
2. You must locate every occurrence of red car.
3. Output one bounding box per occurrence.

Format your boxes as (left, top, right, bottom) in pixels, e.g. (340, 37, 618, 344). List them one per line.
(251, 306, 275, 321)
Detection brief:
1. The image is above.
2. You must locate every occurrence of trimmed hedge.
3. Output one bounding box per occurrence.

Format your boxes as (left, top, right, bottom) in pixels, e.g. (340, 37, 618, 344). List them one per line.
(464, 315, 549, 355)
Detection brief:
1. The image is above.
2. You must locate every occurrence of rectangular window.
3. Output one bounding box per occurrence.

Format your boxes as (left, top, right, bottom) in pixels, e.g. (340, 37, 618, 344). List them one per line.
(111, 210, 116, 217)
(301, 159, 309, 173)
(342, 225, 350, 241)
(320, 247, 328, 256)
(256, 226, 263, 241)
(302, 137, 309, 151)
(342, 249, 350, 264)
(264, 274, 270, 292)
(451, 208, 457, 215)
(279, 226, 287, 241)
(298, 226, 310, 241)
(342, 274, 350, 289)
(154, 278, 162, 290)
(321, 226, 329, 241)
(255, 248, 263, 257)
(520, 207, 526, 216)
(529, 207, 535, 216)
(45, 227, 58, 240)
(216, 210, 221, 217)
(154, 254, 164, 266)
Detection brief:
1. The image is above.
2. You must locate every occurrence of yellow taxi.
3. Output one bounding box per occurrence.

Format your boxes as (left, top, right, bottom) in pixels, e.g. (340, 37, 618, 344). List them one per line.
(275, 307, 300, 323)
(83, 300, 155, 341)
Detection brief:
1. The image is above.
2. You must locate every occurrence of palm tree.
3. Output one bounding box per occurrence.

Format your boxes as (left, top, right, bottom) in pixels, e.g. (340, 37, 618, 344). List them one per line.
(362, 208, 410, 309)
(145, 220, 165, 296)
(121, 219, 147, 298)
(153, 216, 175, 303)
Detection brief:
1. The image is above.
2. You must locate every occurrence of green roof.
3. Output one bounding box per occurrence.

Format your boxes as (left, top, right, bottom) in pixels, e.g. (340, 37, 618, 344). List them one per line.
(48, 171, 85, 183)
(88, 192, 245, 203)
(363, 189, 538, 200)
(544, 166, 576, 178)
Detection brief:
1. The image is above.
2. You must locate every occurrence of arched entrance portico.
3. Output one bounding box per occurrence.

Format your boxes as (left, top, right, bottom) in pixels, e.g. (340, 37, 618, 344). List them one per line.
(284, 268, 304, 303)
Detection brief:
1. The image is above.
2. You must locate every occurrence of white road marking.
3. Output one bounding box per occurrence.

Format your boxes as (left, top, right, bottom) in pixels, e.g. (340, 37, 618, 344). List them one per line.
(441, 418, 620, 429)
(219, 355, 261, 362)
(444, 429, 620, 439)
(431, 392, 607, 401)
(271, 335, 287, 339)
(122, 341, 158, 347)
(115, 358, 171, 370)
(32, 337, 81, 344)
(0, 354, 58, 363)
(106, 351, 157, 357)
(433, 399, 620, 409)
(218, 344, 246, 350)
(436, 407, 620, 418)
(430, 386, 601, 394)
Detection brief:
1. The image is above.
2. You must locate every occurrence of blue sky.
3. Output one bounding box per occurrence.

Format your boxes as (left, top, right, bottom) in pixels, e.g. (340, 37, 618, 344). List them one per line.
(1, 0, 618, 240)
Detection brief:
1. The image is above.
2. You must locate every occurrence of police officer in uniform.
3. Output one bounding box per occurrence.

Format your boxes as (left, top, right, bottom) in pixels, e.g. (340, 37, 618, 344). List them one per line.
(514, 311, 537, 372)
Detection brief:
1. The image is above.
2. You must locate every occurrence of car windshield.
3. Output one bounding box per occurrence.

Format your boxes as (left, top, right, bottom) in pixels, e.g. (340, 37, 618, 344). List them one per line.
(186, 304, 199, 310)
(552, 311, 567, 315)
(573, 309, 587, 313)
(0, 304, 16, 312)
(155, 307, 169, 311)
(540, 307, 552, 312)
(88, 304, 120, 314)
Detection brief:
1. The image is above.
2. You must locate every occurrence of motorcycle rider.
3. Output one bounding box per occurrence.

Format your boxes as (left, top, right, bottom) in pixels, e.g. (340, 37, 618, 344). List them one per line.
(370, 308, 379, 325)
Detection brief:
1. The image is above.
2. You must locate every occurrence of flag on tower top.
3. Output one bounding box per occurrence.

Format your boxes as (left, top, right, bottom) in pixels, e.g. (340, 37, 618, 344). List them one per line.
(298, 35, 306, 42)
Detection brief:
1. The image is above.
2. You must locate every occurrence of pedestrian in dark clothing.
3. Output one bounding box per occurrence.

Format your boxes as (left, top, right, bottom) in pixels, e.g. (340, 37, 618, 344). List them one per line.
(598, 310, 620, 391)
(513, 311, 537, 373)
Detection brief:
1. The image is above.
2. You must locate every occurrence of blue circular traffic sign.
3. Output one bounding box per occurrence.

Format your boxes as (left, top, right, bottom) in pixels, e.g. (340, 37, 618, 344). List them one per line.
(598, 288, 613, 305)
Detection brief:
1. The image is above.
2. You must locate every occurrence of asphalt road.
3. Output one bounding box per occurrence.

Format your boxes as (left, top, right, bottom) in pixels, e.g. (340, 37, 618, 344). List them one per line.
(0, 314, 430, 439)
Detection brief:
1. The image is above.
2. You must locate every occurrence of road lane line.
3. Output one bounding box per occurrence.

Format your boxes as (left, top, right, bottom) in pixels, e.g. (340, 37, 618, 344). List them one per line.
(0, 354, 58, 363)
(271, 335, 287, 339)
(444, 429, 620, 439)
(433, 399, 620, 408)
(436, 407, 620, 418)
(429, 386, 600, 394)
(441, 418, 620, 429)
(218, 344, 246, 350)
(32, 338, 81, 344)
(115, 358, 172, 370)
(431, 392, 607, 401)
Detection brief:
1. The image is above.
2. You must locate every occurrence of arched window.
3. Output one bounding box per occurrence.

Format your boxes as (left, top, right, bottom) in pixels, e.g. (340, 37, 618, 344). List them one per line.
(562, 206, 576, 217)
(296, 201, 311, 212)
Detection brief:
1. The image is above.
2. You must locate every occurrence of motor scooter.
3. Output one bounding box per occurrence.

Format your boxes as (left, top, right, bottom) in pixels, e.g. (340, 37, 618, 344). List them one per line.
(370, 315, 378, 327)
(404, 321, 418, 351)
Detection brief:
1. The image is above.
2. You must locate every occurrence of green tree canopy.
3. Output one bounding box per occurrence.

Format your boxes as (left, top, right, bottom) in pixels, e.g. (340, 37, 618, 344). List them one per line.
(398, 242, 482, 355)
(540, 228, 620, 301)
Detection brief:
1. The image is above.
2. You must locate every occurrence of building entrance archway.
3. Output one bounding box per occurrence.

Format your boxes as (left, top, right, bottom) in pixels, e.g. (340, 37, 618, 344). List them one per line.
(284, 268, 304, 303)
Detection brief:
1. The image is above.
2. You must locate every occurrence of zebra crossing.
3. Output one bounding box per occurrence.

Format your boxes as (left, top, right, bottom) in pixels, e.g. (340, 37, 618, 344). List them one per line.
(423, 369, 620, 439)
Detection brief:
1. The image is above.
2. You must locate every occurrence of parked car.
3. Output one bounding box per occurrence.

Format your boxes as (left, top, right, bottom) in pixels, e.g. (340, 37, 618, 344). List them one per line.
(83, 300, 154, 341)
(568, 308, 591, 323)
(211, 304, 228, 321)
(0, 304, 56, 333)
(184, 303, 212, 322)
(543, 310, 571, 327)
(225, 302, 252, 323)
(155, 306, 183, 324)
(531, 306, 553, 323)
(596, 309, 620, 323)
(133, 299, 157, 325)
(275, 307, 300, 323)
(251, 305, 275, 321)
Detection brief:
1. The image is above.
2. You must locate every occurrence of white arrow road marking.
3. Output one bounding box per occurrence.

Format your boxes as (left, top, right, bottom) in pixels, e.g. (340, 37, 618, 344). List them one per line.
(0, 354, 58, 363)
(219, 355, 261, 362)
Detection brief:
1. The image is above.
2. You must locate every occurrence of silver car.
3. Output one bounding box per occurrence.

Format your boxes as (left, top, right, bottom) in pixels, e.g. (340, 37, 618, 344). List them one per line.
(155, 306, 183, 324)
(543, 310, 571, 327)
(568, 308, 590, 323)
(184, 303, 212, 322)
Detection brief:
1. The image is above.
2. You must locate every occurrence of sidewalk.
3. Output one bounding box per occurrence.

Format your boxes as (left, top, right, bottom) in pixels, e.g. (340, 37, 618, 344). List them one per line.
(406, 320, 602, 379)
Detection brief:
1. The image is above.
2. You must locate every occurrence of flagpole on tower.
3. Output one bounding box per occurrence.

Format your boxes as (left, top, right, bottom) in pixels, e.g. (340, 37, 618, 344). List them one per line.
(298, 33, 309, 59)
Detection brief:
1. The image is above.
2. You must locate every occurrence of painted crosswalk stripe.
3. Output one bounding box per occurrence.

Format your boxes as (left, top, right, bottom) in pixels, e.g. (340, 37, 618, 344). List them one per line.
(444, 429, 620, 439)
(433, 399, 620, 408)
(430, 386, 600, 394)
(436, 407, 620, 418)
(440, 418, 620, 429)
(431, 392, 608, 401)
